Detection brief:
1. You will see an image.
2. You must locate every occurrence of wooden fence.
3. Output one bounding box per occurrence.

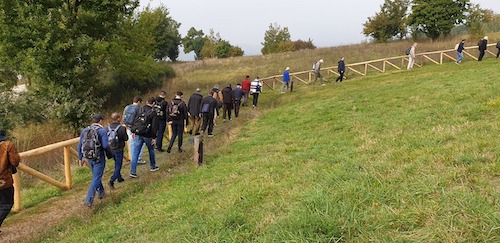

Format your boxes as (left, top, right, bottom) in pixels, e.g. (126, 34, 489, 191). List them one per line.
(261, 44, 498, 89)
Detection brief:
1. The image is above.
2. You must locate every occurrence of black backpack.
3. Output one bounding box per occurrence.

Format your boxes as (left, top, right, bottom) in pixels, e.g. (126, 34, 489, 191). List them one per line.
(169, 100, 183, 119)
(496, 41, 500, 49)
(81, 126, 102, 160)
(405, 48, 411, 55)
(130, 107, 153, 136)
(107, 125, 121, 151)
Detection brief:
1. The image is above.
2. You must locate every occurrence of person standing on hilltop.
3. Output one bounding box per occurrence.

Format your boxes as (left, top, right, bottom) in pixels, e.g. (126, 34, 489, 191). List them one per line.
(241, 76, 251, 106)
(407, 42, 417, 70)
(281, 67, 290, 94)
(336, 57, 346, 82)
(0, 130, 20, 232)
(478, 36, 488, 61)
(312, 59, 325, 85)
(455, 39, 465, 64)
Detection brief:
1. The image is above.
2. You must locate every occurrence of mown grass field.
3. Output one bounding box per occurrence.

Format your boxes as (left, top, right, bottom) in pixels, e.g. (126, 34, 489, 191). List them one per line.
(31, 58, 500, 242)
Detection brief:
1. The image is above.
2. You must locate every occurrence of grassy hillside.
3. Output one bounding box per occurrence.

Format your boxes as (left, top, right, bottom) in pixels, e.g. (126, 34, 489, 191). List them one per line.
(34, 58, 499, 241)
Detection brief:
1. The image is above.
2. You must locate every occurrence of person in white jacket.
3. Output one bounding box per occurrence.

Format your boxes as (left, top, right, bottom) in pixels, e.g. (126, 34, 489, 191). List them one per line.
(407, 43, 417, 70)
(250, 77, 262, 108)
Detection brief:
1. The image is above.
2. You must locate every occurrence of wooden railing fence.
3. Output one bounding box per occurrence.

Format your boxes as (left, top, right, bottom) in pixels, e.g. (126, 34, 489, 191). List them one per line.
(261, 44, 498, 89)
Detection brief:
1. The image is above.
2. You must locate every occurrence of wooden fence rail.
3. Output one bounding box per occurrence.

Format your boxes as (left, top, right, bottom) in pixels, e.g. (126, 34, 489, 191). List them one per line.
(261, 44, 498, 89)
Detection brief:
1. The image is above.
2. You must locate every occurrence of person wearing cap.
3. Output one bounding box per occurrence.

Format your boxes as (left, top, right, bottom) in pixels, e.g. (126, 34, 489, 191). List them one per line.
(313, 59, 325, 85)
(187, 88, 203, 135)
(155, 91, 168, 152)
(221, 84, 234, 122)
(336, 57, 346, 82)
(281, 67, 290, 94)
(0, 130, 20, 232)
(77, 113, 109, 207)
(478, 36, 488, 61)
(232, 84, 245, 118)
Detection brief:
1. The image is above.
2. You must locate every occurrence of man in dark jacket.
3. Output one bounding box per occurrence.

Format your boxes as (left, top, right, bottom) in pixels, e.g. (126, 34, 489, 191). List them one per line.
(478, 36, 488, 61)
(167, 91, 188, 153)
(200, 91, 219, 137)
(221, 84, 234, 122)
(187, 88, 203, 135)
(336, 57, 346, 82)
(130, 97, 159, 178)
(0, 130, 20, 230)
(233, 84, 245, 118)
(107, 112, 128, 189)
(155, 91, 168, 152)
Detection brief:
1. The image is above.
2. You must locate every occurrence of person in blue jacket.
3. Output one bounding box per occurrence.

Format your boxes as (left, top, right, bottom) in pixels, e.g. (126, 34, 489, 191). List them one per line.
(77, 113, 109, 207)
(281, 67, 290, 93)
(336, 57, 346, 82)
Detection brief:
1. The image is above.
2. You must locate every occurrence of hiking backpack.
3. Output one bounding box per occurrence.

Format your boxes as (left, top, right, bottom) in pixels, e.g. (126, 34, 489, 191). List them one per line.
(107, 125, 121, 150)
(312, 62, 316, 70)
(81, 126, 102, 160)
(169, 100, 183, 118)
(496, 41, 500, 49)
(405, 48, 411, 55)
(123, 105, 139, 126)
(130, 107, 153, 136)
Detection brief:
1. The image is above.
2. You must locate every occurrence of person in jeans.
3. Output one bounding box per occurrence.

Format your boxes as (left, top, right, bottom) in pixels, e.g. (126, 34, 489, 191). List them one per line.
(0, 130, 20, 232)
(77, 113, 109, 207)
(241, 75, 251, 106)
(107, 112, 128, 189)
(122, 96, 146, 164)
(281, 67, 290, 94)
(221, 84, 234, 122)
(232, 84, 245, 118)
(187, 88, 203, 135)
(200, 90, 220, 137)
(313, 59, 325, 85)
(455, 39, 465, 64)
(130, 97, 159, 178)
(167, 92, 188, 153)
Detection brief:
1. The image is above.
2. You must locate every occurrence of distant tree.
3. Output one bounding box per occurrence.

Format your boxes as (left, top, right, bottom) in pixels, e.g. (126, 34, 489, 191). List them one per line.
(407, 0, 469, 40)
(261, 23, 294, 54)
(199, 29, 243, 59)
(182, 27, 206, 60)
(465, 4, 494, 40)
(363, 0, 410, 42)
(293, 39, 316, 50)
(485, 14, 500, 33)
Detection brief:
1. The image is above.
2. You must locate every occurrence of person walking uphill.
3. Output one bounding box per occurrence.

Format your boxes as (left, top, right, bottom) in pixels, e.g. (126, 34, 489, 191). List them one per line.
(0, 130, 20, 232)
(187, 88, 203, 135)
(313, 59, 325, 85)
(455, 39, 465, 64)
(107, 112, 128, 190)
(77, 113, 109, 207)
(250, 77, 263, 108)
(200, 91, 219, 137)
(155, 91, 168, 152)
(221, 84, 234, 122)
(233, 84, 245, 118)
(407, 43, 417, 70)
(167, 92, 188, 153)
(478, 36, 488, 61)
(281, 67, 290, 94)
(241, 75, 251, 106)
(336, 57, 346, 82)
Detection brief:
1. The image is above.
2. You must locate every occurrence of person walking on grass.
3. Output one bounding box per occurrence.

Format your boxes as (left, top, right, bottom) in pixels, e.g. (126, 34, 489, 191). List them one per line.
(155, 91, 168, 152)
(187, 88, 203, 135)
(455, 39, 465, 64)
(77, 113, 109, 207)
(250, 77, 263, 108)
(496, 40, 500, 58)
(107, 112, 128, 190)
(312, 59, 325, 85)
(122, 96, 146, 165)
(167, 92, 188, 153)
(407, 42, 417, 70)
(200, 90, 219, 137)
(221, 84, 234, 122)
(0, 130, 20, 233)
(336, 57, 346, 82)
(129, 97, 159, 178)
(281, 67, 290, 94)
(241, 75, 251, 106)
(478, 36, 488, 61)
(233, 84, 245, 118)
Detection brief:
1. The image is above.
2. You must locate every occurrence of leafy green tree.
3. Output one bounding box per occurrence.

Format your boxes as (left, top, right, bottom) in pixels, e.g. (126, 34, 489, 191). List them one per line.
(293, 39, 316, 51)
(407, 0, 469, 40)
(199, 29, 243, 59)
(363, 0, 410, 42)
(182, 27, 206, 60)
(261, 23, 294, 54)
(465, 4, 494, 40)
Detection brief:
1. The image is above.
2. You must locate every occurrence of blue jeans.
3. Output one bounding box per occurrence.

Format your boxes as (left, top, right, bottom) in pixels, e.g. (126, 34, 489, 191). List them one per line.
(156, 120, 167, 150)
(130, 135, 157, 174)
(85, 158, 106, 205)
(281, 82, 289, 92)
(456, 51, 463, 63)
(110, 150, 124, 182)
(127, 128, 145, 160)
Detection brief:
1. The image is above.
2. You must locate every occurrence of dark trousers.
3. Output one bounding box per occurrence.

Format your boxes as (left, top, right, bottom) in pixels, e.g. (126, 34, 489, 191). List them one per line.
(168, 120, 184, 149)
(0, 186, 15, 227)
(110, 150, 124, 182)
(156, 120, 166, 150)
(336, 71, 344, 82)
(234, 100, 241, 117)
(222, 103, 232, 120)
(478, 50, 485, 61)
(496, 48, 499, 58)
(252, 93, 260, 107)
(201, 113, 215, 135)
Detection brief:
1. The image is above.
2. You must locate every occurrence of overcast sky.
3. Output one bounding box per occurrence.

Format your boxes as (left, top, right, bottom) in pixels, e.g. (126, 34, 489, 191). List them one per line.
(139, 0, 500, 61)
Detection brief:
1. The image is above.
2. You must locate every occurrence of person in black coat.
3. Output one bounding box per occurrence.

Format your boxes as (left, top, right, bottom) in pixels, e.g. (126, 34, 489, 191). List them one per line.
(155, 91, 168, 152)
(336, 57, 346, 82)
(187, 88, 203, 135)
(200, 91, 220, 137)
(107, 112, 128, 189)
(221, 84, 234, 122)
(167, 91, 188, 153)
(478, 36, 488, 61)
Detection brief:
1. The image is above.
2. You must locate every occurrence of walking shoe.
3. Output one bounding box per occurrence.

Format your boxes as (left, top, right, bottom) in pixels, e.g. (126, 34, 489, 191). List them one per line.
(109, 181, 115, 190)
(166, 147, 171, 153)
(157, 148, 165, 152)
(178, 148, 184, 153)
(83, 202, 92, 208)
(150, 166, 159, 172)
(129, 173, 138, 178)
(208, 134, 214, 138)
(138, 160, 147, 164)
(117, 177, 125, 183)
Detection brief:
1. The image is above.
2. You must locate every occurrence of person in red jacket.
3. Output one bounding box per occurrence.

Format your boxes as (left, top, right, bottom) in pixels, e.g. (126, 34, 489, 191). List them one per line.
(241, 75, 251, 106)
(0, 130, 21, 232)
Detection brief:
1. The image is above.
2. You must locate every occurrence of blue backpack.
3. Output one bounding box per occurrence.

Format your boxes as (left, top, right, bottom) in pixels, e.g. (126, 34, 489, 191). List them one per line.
(123, 104, 139, 126)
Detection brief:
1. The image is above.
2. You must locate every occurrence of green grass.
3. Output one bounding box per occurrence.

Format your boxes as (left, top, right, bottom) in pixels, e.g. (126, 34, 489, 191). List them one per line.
(35, 60, 499, 242)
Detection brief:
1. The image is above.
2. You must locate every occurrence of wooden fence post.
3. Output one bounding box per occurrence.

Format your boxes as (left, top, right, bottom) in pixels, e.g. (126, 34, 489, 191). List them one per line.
(12, 172, 21, 212)
(64, 146, 72, 189)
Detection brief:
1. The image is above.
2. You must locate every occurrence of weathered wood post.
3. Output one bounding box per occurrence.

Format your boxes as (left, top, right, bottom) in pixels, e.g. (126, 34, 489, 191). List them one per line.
(12, 173, 21, 212)
(64, 146, 72, 189)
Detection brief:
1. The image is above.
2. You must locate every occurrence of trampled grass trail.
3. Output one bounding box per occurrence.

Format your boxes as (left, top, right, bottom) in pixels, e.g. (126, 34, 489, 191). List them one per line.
(38, 60, 499, 242)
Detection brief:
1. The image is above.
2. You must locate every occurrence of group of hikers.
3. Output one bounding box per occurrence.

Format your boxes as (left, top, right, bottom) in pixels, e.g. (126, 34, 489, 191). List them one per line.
(75, 75, 264, 207)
